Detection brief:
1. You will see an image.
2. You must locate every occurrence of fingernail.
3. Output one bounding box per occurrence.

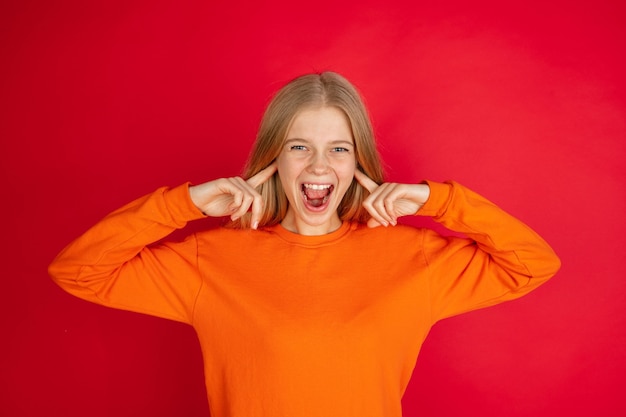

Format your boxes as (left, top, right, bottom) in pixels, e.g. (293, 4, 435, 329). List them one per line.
(252, 221, 258, 230)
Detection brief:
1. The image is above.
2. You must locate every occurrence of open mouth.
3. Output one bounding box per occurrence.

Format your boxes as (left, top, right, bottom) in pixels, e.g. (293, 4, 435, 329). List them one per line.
(301, 183, 334, 208)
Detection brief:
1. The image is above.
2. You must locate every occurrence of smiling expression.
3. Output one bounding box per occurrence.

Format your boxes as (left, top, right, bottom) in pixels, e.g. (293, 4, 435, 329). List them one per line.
(277, 106, 356, 235)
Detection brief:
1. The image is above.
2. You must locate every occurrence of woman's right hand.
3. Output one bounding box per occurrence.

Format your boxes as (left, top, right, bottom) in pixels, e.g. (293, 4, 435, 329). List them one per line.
(188, 162, 277, 229)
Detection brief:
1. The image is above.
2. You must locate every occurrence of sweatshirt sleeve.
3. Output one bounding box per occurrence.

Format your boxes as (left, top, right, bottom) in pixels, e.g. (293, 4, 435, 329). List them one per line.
(417, 181, 561, 322)
(48, 183, 207, 324)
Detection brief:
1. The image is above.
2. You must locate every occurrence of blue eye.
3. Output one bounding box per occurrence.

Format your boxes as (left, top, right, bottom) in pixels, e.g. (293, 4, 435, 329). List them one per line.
(290, 145, 307, 151)
(332, 147, 350, 152)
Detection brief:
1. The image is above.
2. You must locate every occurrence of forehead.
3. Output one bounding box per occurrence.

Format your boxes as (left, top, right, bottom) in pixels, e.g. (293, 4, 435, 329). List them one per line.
(286, 106, 353, 142)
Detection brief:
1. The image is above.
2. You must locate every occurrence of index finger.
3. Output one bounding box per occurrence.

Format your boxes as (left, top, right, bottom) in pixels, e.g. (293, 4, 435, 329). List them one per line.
(354, 169, 379, 193)
(247, 161, 278, 188)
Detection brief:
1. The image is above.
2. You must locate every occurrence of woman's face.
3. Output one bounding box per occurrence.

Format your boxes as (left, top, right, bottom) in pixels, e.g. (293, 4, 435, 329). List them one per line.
(277, 106, 356, 235)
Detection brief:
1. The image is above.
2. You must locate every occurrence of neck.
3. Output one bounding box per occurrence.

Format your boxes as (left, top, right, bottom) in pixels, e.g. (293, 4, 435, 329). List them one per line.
(280, 213, 343, 236)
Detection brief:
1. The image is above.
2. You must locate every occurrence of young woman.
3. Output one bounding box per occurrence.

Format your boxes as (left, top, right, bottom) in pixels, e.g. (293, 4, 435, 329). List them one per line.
(49, 72, 560, 416)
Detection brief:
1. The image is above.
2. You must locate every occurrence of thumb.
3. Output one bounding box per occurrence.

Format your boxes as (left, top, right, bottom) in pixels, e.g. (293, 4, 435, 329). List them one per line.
(366, 217, 384, 228)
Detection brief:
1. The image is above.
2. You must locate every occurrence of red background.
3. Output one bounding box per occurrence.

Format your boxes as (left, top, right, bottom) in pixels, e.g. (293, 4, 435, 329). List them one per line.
(2, 0, 625, 416)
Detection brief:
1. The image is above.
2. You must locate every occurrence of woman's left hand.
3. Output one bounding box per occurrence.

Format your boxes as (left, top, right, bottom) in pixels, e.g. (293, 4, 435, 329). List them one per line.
(354, 170, 431, 228)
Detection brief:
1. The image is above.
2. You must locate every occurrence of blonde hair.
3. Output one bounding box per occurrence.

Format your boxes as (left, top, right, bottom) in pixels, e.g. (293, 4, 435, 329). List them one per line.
(233, 71, 384, 228)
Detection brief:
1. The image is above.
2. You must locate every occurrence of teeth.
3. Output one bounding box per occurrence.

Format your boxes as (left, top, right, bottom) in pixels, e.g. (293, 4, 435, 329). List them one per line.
(303, 184, 331, 190)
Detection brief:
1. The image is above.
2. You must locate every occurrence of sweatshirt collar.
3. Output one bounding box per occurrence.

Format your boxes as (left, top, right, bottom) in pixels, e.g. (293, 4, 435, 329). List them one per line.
(266, 221, 356, 247)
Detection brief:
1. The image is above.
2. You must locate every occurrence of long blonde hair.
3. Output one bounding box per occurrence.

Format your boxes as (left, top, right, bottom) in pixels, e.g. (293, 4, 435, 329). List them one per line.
(233, 71, 384, 228)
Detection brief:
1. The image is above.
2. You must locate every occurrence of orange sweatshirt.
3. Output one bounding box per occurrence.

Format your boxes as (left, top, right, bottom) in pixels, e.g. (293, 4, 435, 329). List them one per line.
(49, 181, 560, 416)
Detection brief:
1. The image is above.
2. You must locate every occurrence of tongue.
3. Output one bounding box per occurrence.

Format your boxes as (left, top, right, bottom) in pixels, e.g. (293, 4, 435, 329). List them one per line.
(305, 188, 329, 199)
(305, 188, 329, 207)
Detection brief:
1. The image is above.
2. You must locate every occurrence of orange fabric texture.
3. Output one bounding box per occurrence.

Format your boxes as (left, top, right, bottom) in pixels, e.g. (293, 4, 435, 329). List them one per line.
(49, 181, 560, 416)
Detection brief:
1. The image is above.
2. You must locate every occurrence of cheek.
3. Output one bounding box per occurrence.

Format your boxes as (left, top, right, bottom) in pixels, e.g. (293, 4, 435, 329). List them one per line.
(276, 154, 289, 175)
(332, 159, 356, 180)
(276, 156, 299, 189)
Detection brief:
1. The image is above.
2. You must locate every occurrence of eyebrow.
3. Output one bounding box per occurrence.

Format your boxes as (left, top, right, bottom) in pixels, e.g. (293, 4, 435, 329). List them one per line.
(284, 138, 355, 146)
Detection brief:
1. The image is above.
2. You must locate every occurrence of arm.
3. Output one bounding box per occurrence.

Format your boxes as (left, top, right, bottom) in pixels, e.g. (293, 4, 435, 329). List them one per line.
(418, 181, 560, 320)
(48, 184, 207, 323)
(48, 164, 278, 323)
(354, 172, 560, 321)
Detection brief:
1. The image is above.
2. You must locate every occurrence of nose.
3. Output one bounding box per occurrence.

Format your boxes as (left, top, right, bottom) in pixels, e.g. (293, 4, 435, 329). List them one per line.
(307, 151, 330, 175)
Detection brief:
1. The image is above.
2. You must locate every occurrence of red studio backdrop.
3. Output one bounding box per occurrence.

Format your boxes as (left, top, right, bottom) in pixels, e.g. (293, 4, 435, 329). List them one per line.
(1, 1, 625, 416)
